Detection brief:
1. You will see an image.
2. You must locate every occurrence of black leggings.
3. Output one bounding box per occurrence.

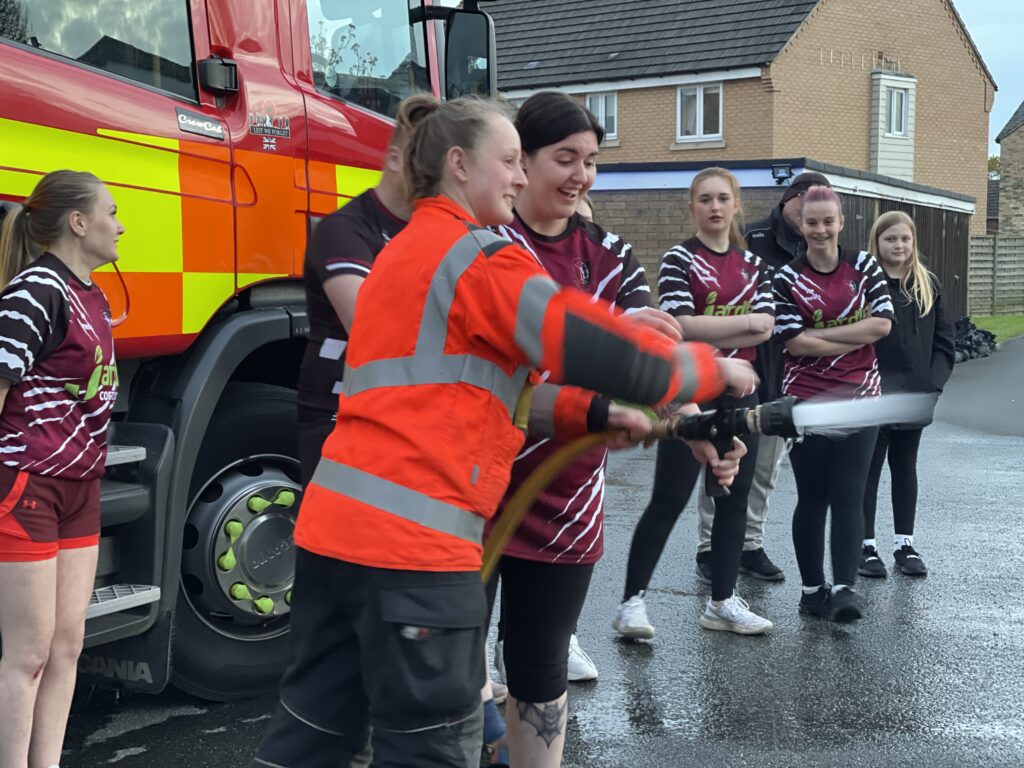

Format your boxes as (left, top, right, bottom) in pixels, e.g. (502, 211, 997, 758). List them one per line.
(485, 557, 593, 703)
(863, 426, 924, 539)
(623, 394, 760, 602)
(789, 427, 878, 588)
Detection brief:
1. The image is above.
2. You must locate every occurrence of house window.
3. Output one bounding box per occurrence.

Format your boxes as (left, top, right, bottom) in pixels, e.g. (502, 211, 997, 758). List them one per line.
(677, 84, 722, 141)
(887, 87, 908, 136)
(585, 92, 617, 139)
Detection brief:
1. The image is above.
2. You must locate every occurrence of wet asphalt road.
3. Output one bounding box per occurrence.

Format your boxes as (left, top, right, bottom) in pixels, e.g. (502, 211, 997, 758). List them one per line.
(63, 340, 1024, 767)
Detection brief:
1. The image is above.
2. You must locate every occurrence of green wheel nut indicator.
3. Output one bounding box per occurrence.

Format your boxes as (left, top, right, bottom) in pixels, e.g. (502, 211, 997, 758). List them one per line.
(272, 489, 296, 508)
(254, 597, 275, 614)
(230, 583, 253, 600)
(285, 590, 292, 605)
(247, 495, 271, 513)
(225, 520, 244, 542)
(217, 548, 236, 571)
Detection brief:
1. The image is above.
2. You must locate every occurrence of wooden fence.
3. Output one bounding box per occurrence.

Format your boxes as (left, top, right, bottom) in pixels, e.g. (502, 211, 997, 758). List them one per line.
(969, 236, 1024, 315)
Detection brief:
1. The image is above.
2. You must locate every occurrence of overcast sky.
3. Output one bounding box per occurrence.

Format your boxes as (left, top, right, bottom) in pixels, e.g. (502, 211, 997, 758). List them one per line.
(951, 0, 1022, 156)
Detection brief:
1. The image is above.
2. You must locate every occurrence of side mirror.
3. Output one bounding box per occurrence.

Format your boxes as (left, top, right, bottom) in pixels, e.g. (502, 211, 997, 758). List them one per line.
(444, 10, 496, 99)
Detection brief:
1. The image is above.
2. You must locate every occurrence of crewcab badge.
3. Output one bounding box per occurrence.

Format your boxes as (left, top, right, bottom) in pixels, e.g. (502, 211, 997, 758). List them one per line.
(175, 108, 226, 140)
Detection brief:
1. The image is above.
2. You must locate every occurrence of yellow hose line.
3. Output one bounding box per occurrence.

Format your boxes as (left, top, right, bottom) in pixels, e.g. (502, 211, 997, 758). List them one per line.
(481, 432, 611, 582)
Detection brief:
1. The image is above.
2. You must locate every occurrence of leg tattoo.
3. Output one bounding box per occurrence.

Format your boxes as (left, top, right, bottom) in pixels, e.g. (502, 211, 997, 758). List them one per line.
(516, 699, 567, 748)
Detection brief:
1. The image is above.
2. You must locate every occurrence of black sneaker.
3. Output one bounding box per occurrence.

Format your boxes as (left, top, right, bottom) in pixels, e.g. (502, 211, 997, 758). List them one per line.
(695, 551, 712, 585)
(798, 585, 831, 618)
(858, 545, 887, 578)
(829, 586, 865, 623)
(893, 545, 928, 576)
(739, 548, 785, 581)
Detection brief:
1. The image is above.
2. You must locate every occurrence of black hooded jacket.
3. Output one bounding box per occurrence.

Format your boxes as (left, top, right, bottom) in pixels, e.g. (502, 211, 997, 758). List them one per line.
(875, 272, 955, 396)
(745, 208, 803, 401)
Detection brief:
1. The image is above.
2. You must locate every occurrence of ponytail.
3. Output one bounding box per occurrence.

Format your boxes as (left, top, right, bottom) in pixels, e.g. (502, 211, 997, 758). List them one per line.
(402, 96, 513, 201)
(0, 170, 102, 289)
(0, 206, 35, 289)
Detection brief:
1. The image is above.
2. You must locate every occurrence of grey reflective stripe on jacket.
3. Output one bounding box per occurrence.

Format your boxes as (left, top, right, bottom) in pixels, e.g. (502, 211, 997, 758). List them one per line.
(341, 227, 557, 416)
(310, 458, 485, 544)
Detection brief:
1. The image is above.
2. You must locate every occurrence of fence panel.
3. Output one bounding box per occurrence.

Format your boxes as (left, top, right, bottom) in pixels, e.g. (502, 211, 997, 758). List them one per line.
(970, 236, 1024, 315)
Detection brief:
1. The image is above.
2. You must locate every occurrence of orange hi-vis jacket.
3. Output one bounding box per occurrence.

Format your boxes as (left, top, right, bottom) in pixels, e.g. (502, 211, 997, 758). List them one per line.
(295, 196, 725, 571)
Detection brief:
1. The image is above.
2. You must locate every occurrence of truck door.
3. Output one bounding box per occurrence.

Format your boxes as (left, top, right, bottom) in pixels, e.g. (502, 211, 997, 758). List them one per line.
(205, 0, 308, 287)
(0, 0, 235, 359)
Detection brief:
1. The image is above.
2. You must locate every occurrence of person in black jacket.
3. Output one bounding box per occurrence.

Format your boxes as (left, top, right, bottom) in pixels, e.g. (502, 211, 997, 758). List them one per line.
(859, 211, 955, 577)
(696, 171, 831, 583)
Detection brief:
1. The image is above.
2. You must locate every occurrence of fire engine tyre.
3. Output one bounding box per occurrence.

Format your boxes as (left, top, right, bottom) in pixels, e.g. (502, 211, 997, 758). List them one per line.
(171, 382, 302, 701)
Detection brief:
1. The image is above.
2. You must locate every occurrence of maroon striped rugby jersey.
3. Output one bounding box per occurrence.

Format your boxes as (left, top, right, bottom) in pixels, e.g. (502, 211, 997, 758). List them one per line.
(0, 253, 117, 479)
(658, 237, 774, 362)
(773, 248, 894, 400)
(487, 212, 652, 565)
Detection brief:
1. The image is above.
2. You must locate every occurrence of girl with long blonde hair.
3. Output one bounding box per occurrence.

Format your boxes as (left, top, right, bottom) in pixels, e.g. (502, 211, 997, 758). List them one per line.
(859, 211, 955, 578)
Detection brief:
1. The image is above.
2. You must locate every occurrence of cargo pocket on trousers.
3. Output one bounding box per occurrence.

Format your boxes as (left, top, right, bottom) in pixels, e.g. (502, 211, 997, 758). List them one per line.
(376, 580, 487, 717)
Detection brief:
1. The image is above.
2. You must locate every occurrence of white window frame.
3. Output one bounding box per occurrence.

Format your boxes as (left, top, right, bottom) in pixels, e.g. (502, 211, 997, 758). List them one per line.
(886, 86, 909, 137)
(585, 92, 618, 140)
(676, 83, 723, 142)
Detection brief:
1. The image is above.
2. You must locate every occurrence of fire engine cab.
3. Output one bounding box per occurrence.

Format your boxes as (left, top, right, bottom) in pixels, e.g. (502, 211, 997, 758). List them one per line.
(0, 0, 496, 700)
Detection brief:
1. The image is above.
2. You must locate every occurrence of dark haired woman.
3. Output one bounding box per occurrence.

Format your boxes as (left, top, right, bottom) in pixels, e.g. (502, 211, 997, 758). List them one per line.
(0, 170, 122, 767)
(252, 95, 750, 768)
(615, 167, 773, 641)
(773, 186, 894, 622)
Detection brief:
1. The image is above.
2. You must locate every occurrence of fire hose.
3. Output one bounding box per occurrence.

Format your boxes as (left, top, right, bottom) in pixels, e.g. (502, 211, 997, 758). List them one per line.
(481, 393, 935, 582)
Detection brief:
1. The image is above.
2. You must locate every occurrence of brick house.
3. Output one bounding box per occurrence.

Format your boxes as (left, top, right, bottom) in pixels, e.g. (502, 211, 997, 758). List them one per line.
(488, 0, 997, 317)
(996, 101, 1024, 235)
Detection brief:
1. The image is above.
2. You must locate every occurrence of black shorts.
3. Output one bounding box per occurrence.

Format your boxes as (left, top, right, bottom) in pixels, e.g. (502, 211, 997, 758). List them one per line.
(486, 556, 594, 702)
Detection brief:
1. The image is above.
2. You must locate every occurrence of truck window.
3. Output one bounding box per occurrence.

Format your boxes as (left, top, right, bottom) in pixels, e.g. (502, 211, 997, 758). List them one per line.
(307, 0, 429, 118)
(0, 0, 195, 100)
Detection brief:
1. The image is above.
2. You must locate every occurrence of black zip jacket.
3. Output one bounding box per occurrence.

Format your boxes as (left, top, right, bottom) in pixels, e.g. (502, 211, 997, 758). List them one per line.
(874, 273, 955, 426)
(745, 208, 803, 402)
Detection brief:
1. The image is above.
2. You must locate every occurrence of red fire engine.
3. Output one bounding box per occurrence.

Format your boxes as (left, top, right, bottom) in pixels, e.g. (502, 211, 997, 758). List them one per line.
(0, 0, 495, 700)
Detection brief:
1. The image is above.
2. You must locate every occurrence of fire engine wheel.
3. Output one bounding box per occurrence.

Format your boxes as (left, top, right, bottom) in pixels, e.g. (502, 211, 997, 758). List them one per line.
(171, 383, 301, 701)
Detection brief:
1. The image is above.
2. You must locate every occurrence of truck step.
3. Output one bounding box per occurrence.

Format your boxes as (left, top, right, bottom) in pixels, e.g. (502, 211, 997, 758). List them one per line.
(87, 584, 161, 620)
(100, 479, 150, 527)
(106, 444, 147, 467)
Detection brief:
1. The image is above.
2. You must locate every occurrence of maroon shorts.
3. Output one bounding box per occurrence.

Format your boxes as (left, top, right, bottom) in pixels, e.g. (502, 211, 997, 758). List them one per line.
(0, 464, 100, 562)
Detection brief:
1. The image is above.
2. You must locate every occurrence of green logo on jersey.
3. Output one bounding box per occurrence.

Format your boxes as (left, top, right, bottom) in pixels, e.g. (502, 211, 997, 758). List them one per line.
(65, 345, 118, 401)
(703, 291, 752, 317)
(813, 308, 824, 328)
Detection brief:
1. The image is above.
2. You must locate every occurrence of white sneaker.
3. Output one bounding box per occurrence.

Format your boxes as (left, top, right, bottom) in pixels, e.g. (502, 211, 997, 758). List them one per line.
(612, 592, 655, 639)
(699, 594, 772, 635)
(493, 639, 506, 684)
(567, 633, 598, 681)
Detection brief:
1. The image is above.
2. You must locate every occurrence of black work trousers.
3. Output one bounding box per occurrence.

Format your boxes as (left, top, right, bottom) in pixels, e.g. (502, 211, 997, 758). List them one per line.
(623, 393, 760, 602)
(863, 426, 925, 539)
(789, 428, 878, 588)
(252, 548, 486, 768)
